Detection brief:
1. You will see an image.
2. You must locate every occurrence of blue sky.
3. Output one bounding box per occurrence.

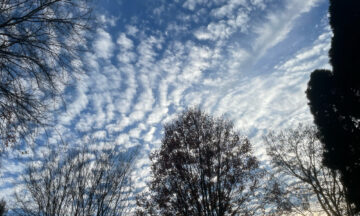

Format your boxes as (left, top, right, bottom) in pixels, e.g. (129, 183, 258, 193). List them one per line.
(1, 0, 331, 199)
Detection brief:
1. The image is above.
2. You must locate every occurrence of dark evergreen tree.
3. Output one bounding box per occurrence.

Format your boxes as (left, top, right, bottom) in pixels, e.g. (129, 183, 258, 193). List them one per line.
(306, 0, 360, 211)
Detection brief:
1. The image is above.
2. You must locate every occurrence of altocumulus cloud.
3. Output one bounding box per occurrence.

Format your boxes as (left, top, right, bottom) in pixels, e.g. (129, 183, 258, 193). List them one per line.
(0, 0, 331, 204)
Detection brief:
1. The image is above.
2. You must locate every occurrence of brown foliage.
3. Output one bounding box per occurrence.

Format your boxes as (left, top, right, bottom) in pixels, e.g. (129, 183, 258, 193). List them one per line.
(137, 108, 265, 216)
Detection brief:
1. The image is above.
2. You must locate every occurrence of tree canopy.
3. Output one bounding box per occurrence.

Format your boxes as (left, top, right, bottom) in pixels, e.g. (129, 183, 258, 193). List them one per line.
(306, 0, 360, 211)
(137, 108, 266, 216)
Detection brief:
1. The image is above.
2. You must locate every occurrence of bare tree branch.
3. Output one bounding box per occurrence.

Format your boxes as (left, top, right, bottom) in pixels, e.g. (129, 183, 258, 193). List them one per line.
(264, 124, 357, 216)
(13, 143, 137, 216)
(0, 0, 92, 147)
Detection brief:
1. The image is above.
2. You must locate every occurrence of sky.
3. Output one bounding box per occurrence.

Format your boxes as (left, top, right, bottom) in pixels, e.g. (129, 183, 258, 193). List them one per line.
(0, 0, 332, 202)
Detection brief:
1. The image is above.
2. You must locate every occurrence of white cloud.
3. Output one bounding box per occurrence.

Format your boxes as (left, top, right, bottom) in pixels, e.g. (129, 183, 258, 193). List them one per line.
(117, 51, 136, 63)
(93, 29, 115, 59)
(129, 127, 142, 138)
(146, 106, 169, 125)
(136, 37, 160, 70)
(116, 133, 129, 145)
(97, 14, 118, 27)
(210, 0, 248, 18)
(92, 130, 107, 139)
(115, 65, 138, 114)
(275, 29, 332, 72)
(195, 8, 250, 40)
(183, 0, 208, 10)
(117, 33, 134, 50)
(253, 0, 323, 59)
(143, 126, 157, 142)
(0, 0, 332, 208)
(126, 25, 139, 36)
(195, 21, 232, 40)
(60, 78, 89, 125)
(129, 110, 146, 123)
(250, 0, 266, 9)
(179, 44, 213, 81)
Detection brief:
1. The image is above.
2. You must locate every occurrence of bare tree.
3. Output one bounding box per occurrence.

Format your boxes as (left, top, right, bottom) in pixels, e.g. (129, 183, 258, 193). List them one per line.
(136, 108, 267, 216)
(13, 144, 137, 216)
(0, 0, 92, 147)
(264, 125, 357, 216)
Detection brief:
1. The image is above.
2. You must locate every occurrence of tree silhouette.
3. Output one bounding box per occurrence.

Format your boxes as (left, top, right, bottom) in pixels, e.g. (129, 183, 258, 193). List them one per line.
(0, 199, 7, 216)
(13, 144, 137, 216)
(265, 125, 356, 215)
(136, 108, 266, 216)
(306, 0, 360, 211)
(0, 0, 92, 147)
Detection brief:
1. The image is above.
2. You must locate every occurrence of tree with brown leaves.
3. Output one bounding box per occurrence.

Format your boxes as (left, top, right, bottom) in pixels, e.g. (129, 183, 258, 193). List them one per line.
(137, 108, 266, 216)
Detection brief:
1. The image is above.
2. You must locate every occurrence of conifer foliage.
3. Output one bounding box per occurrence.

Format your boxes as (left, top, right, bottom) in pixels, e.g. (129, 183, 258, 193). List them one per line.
(306, 0, 360, 211)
